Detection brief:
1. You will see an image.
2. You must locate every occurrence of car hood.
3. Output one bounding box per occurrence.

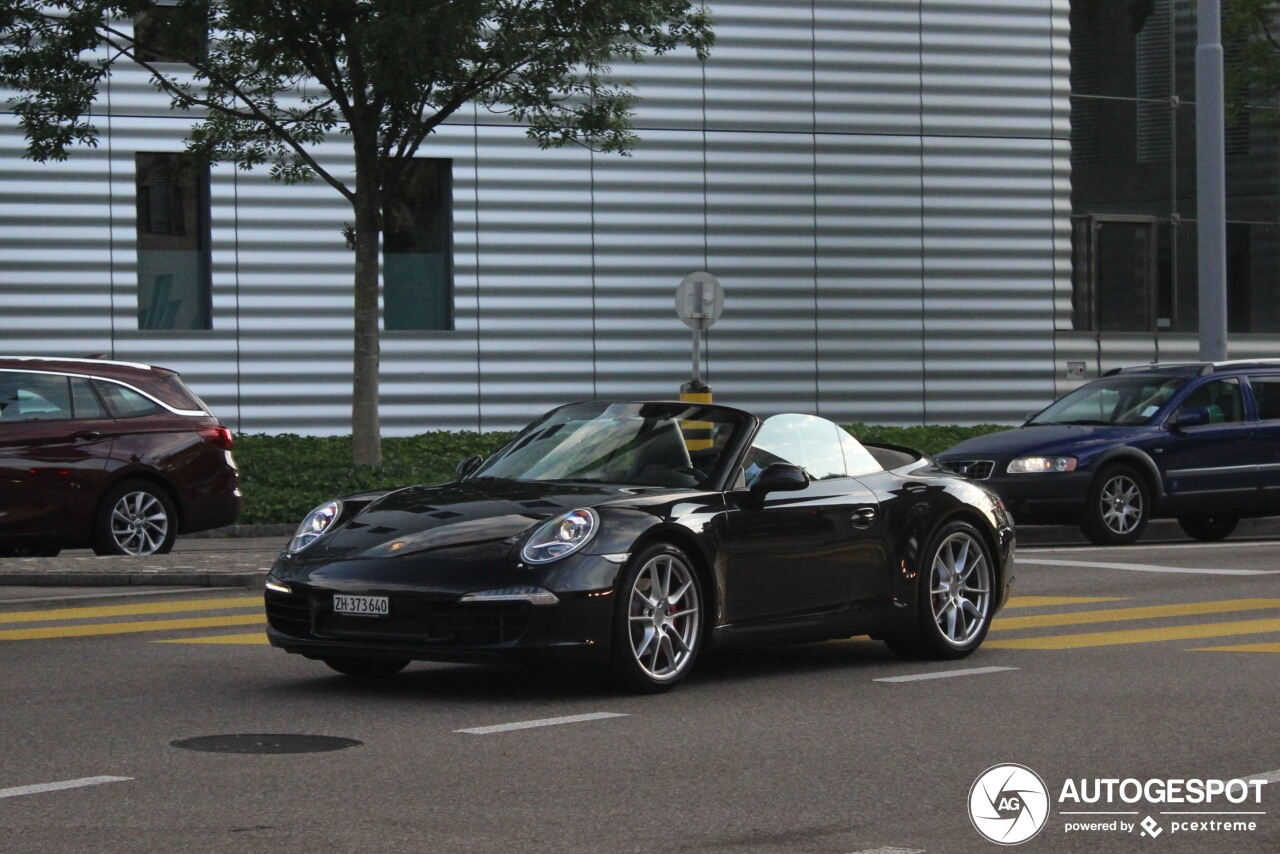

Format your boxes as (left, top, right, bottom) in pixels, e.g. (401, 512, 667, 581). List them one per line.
(938, 423, 1147, 459)
(298, 479, 667, 561)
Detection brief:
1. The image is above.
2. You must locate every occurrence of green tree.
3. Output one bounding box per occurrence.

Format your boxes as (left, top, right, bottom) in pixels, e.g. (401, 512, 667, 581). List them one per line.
(0, 0, 713, 465)
(1225, 0, 1280, 122)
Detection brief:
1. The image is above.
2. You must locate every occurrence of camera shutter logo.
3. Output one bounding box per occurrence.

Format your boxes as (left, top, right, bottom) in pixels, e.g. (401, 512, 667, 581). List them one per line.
(969, 764, 1051, 845)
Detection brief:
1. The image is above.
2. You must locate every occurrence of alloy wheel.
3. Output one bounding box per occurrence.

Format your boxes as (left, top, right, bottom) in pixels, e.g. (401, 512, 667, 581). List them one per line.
(110, 491, 171, 555)
(929, 530, 992, 648)
(1099, 474, 1143, 536)
(626, 551, 701, 682)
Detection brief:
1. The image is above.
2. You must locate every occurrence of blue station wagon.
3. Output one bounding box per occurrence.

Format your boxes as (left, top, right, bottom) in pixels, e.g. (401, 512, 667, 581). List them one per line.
(936, 361, 1280, 545)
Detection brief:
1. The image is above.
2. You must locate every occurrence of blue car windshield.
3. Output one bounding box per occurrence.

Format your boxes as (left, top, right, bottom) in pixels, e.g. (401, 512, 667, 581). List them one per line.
(473, 402, 750, 488)
(1029, 376, 1187, 426)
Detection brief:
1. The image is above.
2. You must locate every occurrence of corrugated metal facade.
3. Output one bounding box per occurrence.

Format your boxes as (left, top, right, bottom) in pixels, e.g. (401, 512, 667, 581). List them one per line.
(2, 1, 1075, 434)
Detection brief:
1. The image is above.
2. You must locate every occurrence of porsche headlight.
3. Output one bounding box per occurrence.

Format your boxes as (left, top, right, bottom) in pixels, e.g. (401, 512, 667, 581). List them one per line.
(1007, 456, 1077, 474)
(288, 500, 342, 554)
(521, 508, 599, 565)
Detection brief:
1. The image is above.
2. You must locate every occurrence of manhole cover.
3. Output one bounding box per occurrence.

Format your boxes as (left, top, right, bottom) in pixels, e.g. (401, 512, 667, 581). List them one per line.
(171, 734, 362, 754)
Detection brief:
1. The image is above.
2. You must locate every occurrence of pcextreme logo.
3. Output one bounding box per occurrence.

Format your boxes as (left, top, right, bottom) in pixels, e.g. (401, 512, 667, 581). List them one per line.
(969, 764, 1051, 845)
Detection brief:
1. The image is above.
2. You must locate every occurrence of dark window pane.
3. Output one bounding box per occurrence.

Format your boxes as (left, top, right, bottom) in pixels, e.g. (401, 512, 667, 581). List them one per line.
(12, 374, 72, 421)
(70, 378, 106, 419)
(1096, 220, 1155, 331)
(383, 159, 453, 331)
(95, 382, 162, 418)
(136, 152, 211, 330)
(133, 1, 208, 64)
(1177, 378, 1243, 423)
(1228, 223, 1280, 333)
(1251, 377, 1280, 421)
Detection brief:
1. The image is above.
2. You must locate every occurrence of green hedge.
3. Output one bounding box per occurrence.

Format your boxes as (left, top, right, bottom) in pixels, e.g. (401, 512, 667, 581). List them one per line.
(233, 424, 1009, 525)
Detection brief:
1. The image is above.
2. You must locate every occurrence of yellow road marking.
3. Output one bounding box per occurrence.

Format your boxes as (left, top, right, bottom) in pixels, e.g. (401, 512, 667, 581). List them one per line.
(0, 596, 260, 625)
(1003, 596, 1127, 609)
(0, 614, 265, 641)
(985, 618, 1280, 650)
(991, 599, 1280, 632)
(1189, 642, 1280, 653)
(154, 632, 269, 645)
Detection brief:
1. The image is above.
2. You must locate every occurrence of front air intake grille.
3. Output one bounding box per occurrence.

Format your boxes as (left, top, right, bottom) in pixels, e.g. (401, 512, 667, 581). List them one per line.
(313, 595, 532, 647)
(941, 459, 995, 480)
(264, 589, 311, 637)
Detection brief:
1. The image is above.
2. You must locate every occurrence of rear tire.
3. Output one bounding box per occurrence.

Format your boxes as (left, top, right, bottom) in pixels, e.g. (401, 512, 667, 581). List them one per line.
(92, 480, 178, 556)
(1177, 515, 1238, 542)
(1082, 465, 1149, 545)
(885, 520, 995, 660)
(322, 657, 410, 679)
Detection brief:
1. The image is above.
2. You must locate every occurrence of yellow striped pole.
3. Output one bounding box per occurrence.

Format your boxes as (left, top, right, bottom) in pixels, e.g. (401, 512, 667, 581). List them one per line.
(680, 379, 713, 450)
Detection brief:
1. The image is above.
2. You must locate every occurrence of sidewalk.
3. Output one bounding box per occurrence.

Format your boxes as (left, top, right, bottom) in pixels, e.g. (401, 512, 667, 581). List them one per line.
(0, 533, 287, 591)
(1, 518, 1277, 597)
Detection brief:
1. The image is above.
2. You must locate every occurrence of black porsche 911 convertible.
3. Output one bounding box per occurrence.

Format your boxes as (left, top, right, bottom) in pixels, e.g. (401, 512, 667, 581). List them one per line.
(264, 401, 1014, 692)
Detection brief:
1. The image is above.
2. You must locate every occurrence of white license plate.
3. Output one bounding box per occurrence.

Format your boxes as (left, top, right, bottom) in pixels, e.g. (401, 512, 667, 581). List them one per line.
(333, 594, 389, 617)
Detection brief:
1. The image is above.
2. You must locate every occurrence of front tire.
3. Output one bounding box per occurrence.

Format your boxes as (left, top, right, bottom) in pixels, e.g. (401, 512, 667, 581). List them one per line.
(92, 480, 178, 556)
(610, 542, 704, 693)
(1082, 465, 1149, 545)
(322, 657, 410, 679)
(886, 520, 995, 660)
(1177, 515, 1238, 542)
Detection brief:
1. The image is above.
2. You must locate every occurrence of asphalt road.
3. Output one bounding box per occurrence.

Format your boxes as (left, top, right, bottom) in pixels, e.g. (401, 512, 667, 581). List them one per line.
(0, 539, 1277, 854)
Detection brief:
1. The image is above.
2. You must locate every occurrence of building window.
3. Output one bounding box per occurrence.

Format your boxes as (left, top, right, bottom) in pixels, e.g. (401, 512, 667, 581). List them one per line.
(383, 159, 453, 331)
(1072, 216, 1158, 332)
(135, 152, 211, 331)
(133, 0, 208, 65)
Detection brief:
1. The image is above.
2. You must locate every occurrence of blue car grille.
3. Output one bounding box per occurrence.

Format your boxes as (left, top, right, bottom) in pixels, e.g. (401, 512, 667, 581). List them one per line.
(941, 459, 995, 480)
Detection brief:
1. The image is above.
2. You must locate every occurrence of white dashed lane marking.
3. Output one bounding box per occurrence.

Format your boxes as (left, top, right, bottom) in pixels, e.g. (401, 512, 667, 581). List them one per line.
(0, 776, 132, 800)
(874, 666, 1018, 684)
(455, 712, 628, 735)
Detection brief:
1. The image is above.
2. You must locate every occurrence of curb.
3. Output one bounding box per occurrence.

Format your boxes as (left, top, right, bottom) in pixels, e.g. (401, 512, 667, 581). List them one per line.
(0, 571, 267, 588)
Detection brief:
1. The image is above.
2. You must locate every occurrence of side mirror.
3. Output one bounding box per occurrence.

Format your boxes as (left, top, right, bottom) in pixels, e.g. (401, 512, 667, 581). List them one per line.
(749, 462, 810, 496)
(455, 454, 484, 480)
(1172, 407, 1210, 431)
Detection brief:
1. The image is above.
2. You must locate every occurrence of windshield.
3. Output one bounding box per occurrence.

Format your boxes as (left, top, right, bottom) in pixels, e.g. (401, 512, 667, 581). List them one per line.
(1029, 376, 1187, 426)
(473, 402, 751, 488)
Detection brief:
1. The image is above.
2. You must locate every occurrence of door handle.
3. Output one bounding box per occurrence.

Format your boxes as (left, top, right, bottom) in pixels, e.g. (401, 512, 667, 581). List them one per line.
(851, 507, 877, 529)
(71, 431, 102, 441)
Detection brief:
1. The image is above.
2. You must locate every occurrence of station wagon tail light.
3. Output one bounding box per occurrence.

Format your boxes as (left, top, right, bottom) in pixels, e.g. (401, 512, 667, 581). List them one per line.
(1007, 456, 1077, 474)
(199, 426, 234, 450)
(521, 508, 599, 565)
(288, 500, 343, 554)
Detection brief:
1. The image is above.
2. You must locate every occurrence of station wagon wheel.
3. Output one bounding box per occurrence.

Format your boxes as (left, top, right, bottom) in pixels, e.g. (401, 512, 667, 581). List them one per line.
(887, 520, 994, 660)
(92, 480, 178, 556)
(611, 542, 704, 693)
(1083, 464, 1149, 546)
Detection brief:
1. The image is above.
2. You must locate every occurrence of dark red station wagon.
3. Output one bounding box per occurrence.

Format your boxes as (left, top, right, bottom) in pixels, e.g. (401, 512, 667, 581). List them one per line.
(0, 357, 241, 556)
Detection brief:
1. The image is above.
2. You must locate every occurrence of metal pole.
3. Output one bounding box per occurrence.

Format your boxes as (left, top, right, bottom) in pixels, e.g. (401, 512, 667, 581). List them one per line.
(691, 325, 702, 384)
(1196, 0, 1228, 361)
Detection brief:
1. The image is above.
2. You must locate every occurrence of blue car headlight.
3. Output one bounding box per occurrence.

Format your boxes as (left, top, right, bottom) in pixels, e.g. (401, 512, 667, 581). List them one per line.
(521, 508, 599, 565)
(288, 499, 343, 554)
(1007, 456, 1077, 474)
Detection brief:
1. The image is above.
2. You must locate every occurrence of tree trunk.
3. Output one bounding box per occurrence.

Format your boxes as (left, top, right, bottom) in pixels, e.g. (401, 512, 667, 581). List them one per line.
(350, 182, 382, 467)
